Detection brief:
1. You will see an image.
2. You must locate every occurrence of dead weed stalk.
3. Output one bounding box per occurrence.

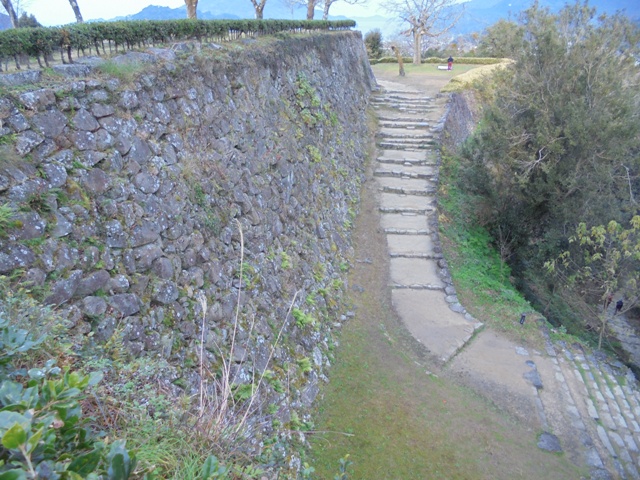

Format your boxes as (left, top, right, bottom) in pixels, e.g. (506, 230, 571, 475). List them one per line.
(193, 219, 299, 455)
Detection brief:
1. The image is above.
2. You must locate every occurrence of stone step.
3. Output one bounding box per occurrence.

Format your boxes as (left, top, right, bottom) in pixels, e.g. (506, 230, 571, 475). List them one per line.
(390, 288, 481, 364)
(376, 149, 426, 161)
(380, 213, 430, 233)
(378, 120, 431, 129)
(376, 124, 433, 138)
(372, 98, 435, 107)
(389, 251, 440, 259)
(377, 157, 428, 166)
(375, 165, 436, 177)
(382, 93, 434, 100)
(390, 283, 444, 290)
(376, 128, 435, 141)
(373, 93, 432, 101)
(386, 233, 433, 256)
(377, 153, 438, 166)
(374, 108, 436, 117)
(376, 114, 433, 123)
(379, 206, 434, 215)
(381, 186, 436, 196)
(539, 340, 611, 479)
(377, 140, 436, 150)
(558, 344, 640, 478)
(377, 136, 436, 144)
(376, 176, 434, 190)
(389, 256, 443, 287)
(581, 352, 640, 434)
(384, 228, 430, 235)
(374, 101, 433, 108)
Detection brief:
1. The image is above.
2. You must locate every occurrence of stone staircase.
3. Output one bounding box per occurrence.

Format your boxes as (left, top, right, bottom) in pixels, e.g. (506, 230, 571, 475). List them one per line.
(371, 80, 640, 479)
(540, 335, 640, 479)
(371, 81, 482, 364)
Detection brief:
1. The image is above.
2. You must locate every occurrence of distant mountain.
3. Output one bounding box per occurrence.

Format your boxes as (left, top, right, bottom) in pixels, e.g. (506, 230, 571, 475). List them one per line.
(113, 5, 241, 21)
(115, 0, 308, 21)
(456, 0, 640, 34)
(197, 0, 307, 19)
(0, 12, 10, 30)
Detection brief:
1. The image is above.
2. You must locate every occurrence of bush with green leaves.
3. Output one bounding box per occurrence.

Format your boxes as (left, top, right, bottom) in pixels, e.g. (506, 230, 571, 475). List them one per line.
(364, 29, 382, 59)
(458, 3, 640, 329)
(0, 314, 137, 479)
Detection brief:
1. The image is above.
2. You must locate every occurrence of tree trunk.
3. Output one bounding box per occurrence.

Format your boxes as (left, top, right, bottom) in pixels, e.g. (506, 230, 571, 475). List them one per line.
(391, 46, 405, 77)
(68, 0, 84, 23)
(251, 0, 266, 19)
(306, 0, 315, 20)
(322, 0, 332, 20)
(598, 313, 606, 350)
(0, 0, 18, 28)
(413, 30, 421, 65)
(185, 0, 198, 19)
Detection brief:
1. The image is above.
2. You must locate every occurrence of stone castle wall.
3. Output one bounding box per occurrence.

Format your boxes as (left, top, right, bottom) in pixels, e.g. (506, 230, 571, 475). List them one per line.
(0, 32, 375, 435)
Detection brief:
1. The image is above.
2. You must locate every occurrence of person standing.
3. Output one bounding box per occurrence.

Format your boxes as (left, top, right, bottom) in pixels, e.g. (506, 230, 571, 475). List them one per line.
(447, 55, 454, 70)
(615, 299, 624, 314)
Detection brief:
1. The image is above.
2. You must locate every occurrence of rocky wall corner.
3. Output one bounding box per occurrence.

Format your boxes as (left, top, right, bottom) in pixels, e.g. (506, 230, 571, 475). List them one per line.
(440, 89, 480, 154)
(0, 30, 375, 454)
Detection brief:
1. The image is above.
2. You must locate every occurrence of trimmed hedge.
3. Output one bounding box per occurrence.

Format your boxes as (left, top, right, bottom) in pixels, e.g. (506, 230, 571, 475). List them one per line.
(371, 56, 506, 65)
(0, 19, 356, 70)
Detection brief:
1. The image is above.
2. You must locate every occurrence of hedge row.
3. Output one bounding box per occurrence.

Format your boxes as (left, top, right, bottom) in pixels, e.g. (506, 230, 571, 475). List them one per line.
(0, 19, 356, 69)
(372, 56, 505, 65)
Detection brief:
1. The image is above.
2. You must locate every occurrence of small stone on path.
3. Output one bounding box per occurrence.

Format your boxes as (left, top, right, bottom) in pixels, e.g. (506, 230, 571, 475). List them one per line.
(538, 432, 563, 452)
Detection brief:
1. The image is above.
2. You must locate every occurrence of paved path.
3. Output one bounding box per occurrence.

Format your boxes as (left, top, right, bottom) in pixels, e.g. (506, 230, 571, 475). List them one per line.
(372, 79, 640, 480)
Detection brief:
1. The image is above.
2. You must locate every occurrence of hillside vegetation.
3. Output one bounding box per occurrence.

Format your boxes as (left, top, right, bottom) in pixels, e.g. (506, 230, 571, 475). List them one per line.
(458, 2, 640, 349)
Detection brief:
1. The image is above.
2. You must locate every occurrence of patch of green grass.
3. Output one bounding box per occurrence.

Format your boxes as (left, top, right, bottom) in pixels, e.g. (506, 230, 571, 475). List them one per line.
(280, 251, 292, 270)
(0, 203, 21, 236)
(309, 288, 583, 479)
(438, 152, 543, 345)
(96, 60, 145, 82)
(371, 62, 484, 79)
(297, 357, 312, 373)
(292, 308, 315, 329)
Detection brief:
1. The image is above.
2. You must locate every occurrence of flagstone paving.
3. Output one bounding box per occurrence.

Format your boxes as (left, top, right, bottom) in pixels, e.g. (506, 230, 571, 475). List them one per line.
(372, 78, 640, 479)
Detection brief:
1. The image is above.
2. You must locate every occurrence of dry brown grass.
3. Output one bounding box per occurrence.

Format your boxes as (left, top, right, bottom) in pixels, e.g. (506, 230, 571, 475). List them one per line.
(441, 59, 514, 92)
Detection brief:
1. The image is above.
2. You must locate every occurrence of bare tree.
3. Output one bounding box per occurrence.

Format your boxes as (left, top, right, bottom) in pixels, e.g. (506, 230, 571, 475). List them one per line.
(321, 0, 367, 20)
(282, 0, 320, 19)
(281, 0, 298, 17)
(0, 0, 19, 28)
(68, 0, 83, 23)
(383, 0, 464, 65)
(185, 0, 198, 19)
(250, 0, 268, 19)
(13, 0, 32, 17)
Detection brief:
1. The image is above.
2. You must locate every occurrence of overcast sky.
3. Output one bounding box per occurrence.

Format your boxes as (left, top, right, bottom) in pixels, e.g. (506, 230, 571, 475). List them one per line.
(13, 0, 388, 27)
